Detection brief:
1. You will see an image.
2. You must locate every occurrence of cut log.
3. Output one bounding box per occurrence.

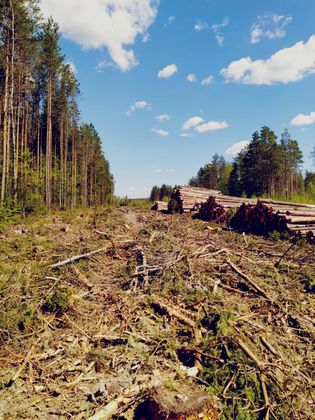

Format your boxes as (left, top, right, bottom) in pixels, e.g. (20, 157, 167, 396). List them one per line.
(165, 186, 315, 243)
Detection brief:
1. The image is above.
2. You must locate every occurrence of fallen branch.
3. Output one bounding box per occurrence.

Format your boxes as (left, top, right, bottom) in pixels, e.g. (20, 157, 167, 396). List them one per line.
(235, 337, 265, 370)
(274, 236, 300, 268)
(183, 347, 225, 364)
(6, 338, 40, 387)
(260, 374, 271, 420)
(88, 397, 125, 420)
(134, 247, 149, 289)
(49, 245, 111, 269)
(228, 260, 273, 302)
(151, 298, 205, 332)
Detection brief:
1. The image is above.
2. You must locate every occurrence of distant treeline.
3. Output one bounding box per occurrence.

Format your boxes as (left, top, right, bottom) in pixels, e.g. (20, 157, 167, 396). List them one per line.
(150, 184, 173, 202)
(0, 1, 114, 212)
(190, 127, 315, 200)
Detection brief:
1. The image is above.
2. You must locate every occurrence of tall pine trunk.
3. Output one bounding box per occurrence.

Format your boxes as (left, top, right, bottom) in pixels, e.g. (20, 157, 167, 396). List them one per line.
(46, 74, 52, 209)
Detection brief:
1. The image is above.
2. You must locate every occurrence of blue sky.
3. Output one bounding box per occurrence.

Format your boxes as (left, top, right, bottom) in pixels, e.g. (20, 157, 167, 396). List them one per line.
(39, 0, 315, 197)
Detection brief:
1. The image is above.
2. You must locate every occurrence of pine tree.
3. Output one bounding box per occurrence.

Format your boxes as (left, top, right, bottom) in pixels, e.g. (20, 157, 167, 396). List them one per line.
(38, 18, 63, 209)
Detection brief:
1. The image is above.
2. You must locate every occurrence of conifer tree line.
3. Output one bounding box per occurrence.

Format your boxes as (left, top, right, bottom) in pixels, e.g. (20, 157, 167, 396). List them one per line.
(190, 127, 315, 199)
(150, 184, 173, 202)
(0, 0, 114, 211)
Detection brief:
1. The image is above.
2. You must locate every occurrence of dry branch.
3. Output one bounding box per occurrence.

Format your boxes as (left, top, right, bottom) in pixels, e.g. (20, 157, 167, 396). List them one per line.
(228, 260, 274, 302)
(49, 245, 112, 268)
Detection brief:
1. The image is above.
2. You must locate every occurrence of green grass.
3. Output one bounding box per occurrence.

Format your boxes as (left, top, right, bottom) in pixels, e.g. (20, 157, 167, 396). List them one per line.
(260, 192, 315, 205)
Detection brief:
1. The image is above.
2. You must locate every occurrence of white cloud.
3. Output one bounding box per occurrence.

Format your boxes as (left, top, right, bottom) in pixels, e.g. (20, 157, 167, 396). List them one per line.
(225, 141, 249, 156)
(187, 73, 197, 82)
(201, 75, 214, 86)
(151, 128, 169, 136)
(96, 59, 114, 72)
(182, 116, 204, 130)
(221, 35, 315, 85)
(165, 15, 175, 27)
(194, 20, 208, 32)
(127, 100, 151, 116)
(155, 168, 175, 173)
(291, 111, 315, 126)
(158, 64, 178, 78)
(250, 13, 292, 44)
(156, 114, 170, 122)
(180, 133, 193, 138)
(195, 120, 228, 133)
(211, 17, 229, 46)
(39, 0, 159, 71)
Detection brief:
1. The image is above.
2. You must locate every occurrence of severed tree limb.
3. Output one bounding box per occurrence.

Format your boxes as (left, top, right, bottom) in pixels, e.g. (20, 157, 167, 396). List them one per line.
(151, 298, 206, 332)
(228, 260, 273, 302)
(274, 236, 300, 268)
(260, 374, 271, 420)
(134, 247, 149, 290)
(234, 337, 265, 370)
(49, 245, 112, 269)
(88, 397, 126, 420)
(6, 338, 40, 387)
(209, 278, 254, 296)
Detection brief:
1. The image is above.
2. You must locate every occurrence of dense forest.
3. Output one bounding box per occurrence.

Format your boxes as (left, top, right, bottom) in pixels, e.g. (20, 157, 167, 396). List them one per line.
(0, 0, 114, 212)
(190, 127, 315, 200)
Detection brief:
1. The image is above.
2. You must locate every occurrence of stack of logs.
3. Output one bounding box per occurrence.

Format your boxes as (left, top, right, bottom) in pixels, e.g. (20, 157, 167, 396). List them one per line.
(156, 186, 315, 242)
(151, 201, 168, 212)
(168, 186, 223, 213)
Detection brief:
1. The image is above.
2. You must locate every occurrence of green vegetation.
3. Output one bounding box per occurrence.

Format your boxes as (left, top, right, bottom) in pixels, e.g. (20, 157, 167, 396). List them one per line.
(42, 286, 73, 315)
(190, 127, 315, 204)
(150, 184, 173, 202)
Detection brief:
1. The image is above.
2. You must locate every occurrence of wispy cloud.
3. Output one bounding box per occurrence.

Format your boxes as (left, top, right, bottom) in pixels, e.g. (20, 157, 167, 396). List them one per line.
(158, 64, 178, 79)
(156, 114, 171, 122)
(194, 20, 208, 32)
(180, 133, 194, 138)
(165, 15, 175, 27)
(187, 73, 197, 82)
(155, 168, 175, 173)
(201, 75, 214, 86)
(211, 17, 229, 46)
(291, 111, 315, 126)
(126, 100, 151, 116)
(250, 13, 292, 44)
(221, 35, 315, 85)
(151, 128, 169, 136)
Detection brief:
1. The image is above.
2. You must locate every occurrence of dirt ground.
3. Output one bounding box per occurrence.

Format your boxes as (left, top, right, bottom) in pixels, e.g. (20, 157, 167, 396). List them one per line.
(0, 206, 314, 419)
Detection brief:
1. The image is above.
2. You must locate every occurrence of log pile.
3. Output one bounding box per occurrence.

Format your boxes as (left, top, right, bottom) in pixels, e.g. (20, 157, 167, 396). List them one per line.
(168, 186, 222, 213)
(164, 186, 315, 242)
(197, 195, 257, 223)
(259, 199, 315, 243)
(151, 201, 168, 212)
